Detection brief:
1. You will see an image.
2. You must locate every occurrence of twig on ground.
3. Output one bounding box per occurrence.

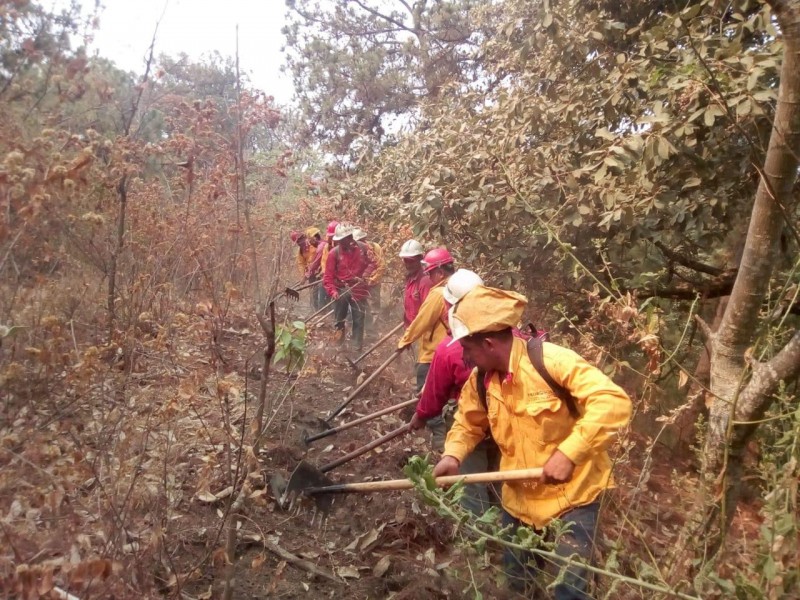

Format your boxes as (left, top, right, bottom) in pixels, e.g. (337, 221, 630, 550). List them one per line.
(262, 540, 339, 583)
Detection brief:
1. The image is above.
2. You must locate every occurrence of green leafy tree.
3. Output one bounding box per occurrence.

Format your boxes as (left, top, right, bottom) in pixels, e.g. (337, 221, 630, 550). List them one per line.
(283, 0, 483, 156)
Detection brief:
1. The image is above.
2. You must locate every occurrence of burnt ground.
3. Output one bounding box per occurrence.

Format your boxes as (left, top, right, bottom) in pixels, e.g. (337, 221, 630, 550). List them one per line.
(0, 290, 763, 599)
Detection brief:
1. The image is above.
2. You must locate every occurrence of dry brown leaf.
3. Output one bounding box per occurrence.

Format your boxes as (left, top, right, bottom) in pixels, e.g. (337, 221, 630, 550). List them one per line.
(265, 560, 287, 594)
(336, 566, 361, 579)
(373, 555, 391, 577)
(251, 553, 267, 570)
(68, 558, 114, 585)
(211, 546, 229, 567)
(196, 490, 219, 503)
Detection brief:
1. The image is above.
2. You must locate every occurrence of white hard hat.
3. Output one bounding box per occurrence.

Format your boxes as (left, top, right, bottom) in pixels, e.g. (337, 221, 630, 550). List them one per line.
(443, 269, 484, 305)
(398, 239, 424, 258)
(352, 228, 367, 241)
(332, 223, 355, 241)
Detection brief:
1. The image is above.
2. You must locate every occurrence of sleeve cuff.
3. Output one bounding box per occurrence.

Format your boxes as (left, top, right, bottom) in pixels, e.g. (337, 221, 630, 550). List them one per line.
(558, 432, 592, 466)
(443, 442, 470, 464)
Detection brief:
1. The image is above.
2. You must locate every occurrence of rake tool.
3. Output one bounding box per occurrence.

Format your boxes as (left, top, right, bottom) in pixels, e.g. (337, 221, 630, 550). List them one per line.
(271, 423, 412, 507)
(283, 279, 319, 301)
(284, 467, 545, 514)
(302, 397, 417, 445)
(345, 322, 403, 371)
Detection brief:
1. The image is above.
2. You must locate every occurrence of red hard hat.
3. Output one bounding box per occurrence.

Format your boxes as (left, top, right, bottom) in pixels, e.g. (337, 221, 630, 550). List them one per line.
(326, 220, 339, 236)
(422, 248, 454, 273)
(290, 231, 302, 243)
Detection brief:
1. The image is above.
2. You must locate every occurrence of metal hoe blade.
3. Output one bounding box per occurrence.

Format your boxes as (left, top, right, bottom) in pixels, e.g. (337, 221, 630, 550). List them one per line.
(282, 460, 336, 513)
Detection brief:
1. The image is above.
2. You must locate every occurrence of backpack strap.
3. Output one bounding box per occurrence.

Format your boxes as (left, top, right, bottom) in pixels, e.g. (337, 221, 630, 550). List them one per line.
(527, 323, 550, 341)
(476, 368, 488, 411)
(526, 337, 580, 419)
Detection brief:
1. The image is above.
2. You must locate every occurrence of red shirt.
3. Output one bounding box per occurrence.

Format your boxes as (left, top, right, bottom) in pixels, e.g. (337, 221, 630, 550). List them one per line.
(403, 271, 432, 326)
(416, 336, 472, 421)
(323, 242, 377, 301)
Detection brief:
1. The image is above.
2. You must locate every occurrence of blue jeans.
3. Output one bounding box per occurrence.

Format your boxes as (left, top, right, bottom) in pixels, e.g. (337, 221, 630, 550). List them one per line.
(502, 501, 599, 599)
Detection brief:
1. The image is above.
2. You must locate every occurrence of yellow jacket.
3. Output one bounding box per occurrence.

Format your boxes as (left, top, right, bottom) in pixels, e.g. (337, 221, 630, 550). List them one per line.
(367, 242, 385, 285)
(321, 243, 331, 272)
(444, 338, 631, 528)
(397, 280, 448, 363)
(296, 244, 316, 278)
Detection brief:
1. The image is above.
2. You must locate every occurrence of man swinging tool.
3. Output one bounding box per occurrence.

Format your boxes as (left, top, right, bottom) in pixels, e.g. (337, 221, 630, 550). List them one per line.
(433, 286, 632, 599)
(323, 223, 377, 352)
(407, 268, 494, 515)
(399, 239, 431, 327)
(397, 247, 455, 392)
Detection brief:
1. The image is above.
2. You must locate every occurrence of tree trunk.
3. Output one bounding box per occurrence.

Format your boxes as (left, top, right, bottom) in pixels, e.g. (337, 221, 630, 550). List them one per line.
(701, 0, 800, 558)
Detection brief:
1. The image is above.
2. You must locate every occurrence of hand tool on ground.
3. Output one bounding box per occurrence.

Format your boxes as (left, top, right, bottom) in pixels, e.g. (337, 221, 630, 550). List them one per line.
(285, 467, 545, 513)
(345, 322, 403, 371)
(272, 423, 412, 506)
(324, 348, 403, 424)
(303, 397, 417, 445)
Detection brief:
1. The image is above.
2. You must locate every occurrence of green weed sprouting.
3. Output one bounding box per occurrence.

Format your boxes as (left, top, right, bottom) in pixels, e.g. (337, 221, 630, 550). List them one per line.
(273, 320, 306, 372)
(403, 455, 704, 600)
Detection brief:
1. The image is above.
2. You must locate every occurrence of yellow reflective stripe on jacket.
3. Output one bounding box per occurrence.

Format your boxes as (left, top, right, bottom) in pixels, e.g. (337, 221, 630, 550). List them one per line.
(444, 338, 631, 529)
(397, 280, 447, 364)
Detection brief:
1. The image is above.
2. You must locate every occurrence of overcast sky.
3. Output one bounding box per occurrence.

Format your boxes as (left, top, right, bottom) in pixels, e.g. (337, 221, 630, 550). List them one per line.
(68, 0, 295, 104)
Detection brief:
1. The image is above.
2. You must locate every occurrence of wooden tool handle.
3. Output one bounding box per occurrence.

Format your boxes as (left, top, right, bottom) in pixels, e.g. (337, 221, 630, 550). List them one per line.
(307, 468, 545, 495)
(353, 322, 403, 365)
(320, 423, 412, 473)
(326, 348, 403, 421)
(293, 280, 320, 292)
(307, 309, 334, 327)
(306, 398, 417, 444)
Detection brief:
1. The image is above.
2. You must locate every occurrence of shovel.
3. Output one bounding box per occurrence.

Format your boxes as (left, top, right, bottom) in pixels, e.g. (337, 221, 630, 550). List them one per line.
(274, 423, 412, 507)
(288, 467, 544, 514)
(303, 397, 417, 445)
(325, 348, 403, 424)
(345, 323, 403, 371)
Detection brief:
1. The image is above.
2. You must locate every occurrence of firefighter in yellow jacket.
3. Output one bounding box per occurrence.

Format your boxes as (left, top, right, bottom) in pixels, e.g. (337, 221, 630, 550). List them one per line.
(292, 227, 322, 280)
(397, 247, 455, 392)
(433, 286, 631, 599)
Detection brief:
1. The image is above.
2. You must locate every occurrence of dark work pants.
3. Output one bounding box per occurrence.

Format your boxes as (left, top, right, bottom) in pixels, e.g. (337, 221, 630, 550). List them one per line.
(310, 275, 327, 310)
(333, 291, 366, 350)
(502, 501, 599, 599)
(415, 361, 431, 393)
